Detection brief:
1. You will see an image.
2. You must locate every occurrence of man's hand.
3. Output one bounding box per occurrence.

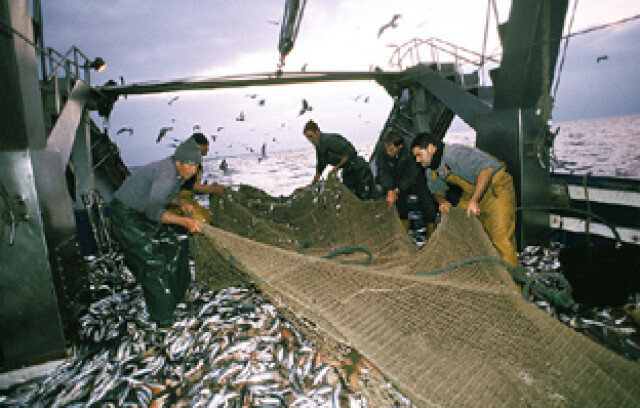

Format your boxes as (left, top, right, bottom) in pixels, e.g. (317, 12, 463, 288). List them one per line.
(438, 200, 452, 214)
(385, 189, 398, 209)
(466, 200, 481, 217)
(183, 217, 203, 234)
(179, 203, 194, 215)
(309, 172, 322, 187)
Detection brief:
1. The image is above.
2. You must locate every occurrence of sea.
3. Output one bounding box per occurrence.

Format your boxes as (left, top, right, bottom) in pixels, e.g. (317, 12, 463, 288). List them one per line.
(199, 114, 640, 198)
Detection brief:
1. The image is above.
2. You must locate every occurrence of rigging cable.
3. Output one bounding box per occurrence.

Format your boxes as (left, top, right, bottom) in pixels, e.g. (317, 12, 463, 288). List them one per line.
(483, 12, 640, 62)
(552, 0, 579, 103)
(481, 0, 492, 85)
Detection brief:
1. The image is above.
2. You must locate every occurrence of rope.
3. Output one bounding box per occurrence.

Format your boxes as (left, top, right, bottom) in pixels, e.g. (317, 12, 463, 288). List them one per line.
(321, 245, 372, 266)
(552, 0, 579, 102)
(417, 255, 521, 277)
(417, 255, 576, 309)
(522, 271, 575, 310)
(517, 205, 621, 245)
(220, 247, 264, 283)
(298, 240, 373, 266)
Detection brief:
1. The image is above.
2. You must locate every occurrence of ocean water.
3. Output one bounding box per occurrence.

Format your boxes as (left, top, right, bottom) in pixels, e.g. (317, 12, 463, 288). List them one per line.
(200, 114, 640, 197)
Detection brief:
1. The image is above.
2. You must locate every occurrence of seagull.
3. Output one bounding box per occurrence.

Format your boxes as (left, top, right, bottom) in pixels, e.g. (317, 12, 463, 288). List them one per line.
(157, 126, 173, 143)
(352, 95, 362, 102)
(116, 127, 134, 136)
(168, 96, 180, 105)
(210, 135, 217, 142)
(267, 20, 280, 25)
(171, 118, 176, 123)
(298, 99, 313, 116)
(596, 55, 608, 63)
(168, 143, 178, 148)
(258, 99, 266, 107)
(193, 124, 201, 131)
(377, 14, 401, 38)
(217, 126, 225, 131)
(236, 111, 245, 121)
(363, 96, 370, 103)
(301, 63, 308, 72)
(245, 94, 258, 99)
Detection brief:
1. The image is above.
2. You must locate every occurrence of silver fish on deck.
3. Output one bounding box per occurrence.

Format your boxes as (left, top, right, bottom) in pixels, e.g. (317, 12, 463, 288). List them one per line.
(0, 254, 413, 408)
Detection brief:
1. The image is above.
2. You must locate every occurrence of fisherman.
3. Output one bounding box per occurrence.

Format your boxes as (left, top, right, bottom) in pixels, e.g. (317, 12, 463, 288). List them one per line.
(168, 132, 225, 224)
(303, 120, 377, 200)
(219, 159, 229, 173)
(411, 132, 518, 266)
(376, 129, 437, 235)
(110, 138, 204, 326)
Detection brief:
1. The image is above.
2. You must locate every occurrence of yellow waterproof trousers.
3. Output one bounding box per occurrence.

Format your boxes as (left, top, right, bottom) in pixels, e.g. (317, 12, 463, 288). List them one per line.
(167, 190, 214, 224)
(446, 168, 518, 267)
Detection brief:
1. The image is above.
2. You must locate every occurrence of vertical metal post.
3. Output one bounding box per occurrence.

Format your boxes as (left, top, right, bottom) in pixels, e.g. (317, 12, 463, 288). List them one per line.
(518, 108, 525, 246)
(72, 110, 94, 203)
(0, 0, 66, 369)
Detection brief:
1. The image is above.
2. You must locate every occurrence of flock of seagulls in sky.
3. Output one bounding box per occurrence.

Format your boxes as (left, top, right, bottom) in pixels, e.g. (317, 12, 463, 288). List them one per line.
(114, 0, 391, 159)
(111, 11, 406, 157)
(114, 90, 372, 156)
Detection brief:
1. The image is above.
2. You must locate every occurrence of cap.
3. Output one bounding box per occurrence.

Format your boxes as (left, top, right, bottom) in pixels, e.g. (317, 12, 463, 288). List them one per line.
(173, 138, 202, 165)
(190, 132, 208, 145)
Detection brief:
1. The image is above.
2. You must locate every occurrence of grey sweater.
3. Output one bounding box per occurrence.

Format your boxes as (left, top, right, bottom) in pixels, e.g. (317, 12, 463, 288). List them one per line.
(113, 157, 184, 222)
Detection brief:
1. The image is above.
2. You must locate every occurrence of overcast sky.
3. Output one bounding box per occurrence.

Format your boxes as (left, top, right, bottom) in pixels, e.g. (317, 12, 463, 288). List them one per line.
(40, 0, 640, 166)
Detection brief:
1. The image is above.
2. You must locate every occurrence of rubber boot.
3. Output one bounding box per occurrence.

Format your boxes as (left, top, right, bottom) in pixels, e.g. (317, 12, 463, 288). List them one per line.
(401, 219, 410, 232)
(624, 303, 640, 324)
(426, 222, 436, 239)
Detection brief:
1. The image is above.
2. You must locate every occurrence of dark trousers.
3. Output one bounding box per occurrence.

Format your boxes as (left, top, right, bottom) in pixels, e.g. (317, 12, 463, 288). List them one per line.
(110, 200, 190, 326)
(395, 178, 438, 224)
(342, 156, 378, 200)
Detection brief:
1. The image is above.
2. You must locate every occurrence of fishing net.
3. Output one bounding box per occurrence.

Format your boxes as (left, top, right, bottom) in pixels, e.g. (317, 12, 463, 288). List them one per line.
(191, 179, 640, 407)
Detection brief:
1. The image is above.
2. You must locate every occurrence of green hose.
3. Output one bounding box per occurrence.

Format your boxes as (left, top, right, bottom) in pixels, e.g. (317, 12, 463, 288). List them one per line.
(417, 255, 576, 309)
(321, 245, 373, 266)
(298, 237, 372, 266)
(522, 271, 574, 309)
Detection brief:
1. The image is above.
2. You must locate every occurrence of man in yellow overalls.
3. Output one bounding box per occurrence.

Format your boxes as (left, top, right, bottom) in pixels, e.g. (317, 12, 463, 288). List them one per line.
(410, 132, 518, 266)
(169, 132, 226, 224)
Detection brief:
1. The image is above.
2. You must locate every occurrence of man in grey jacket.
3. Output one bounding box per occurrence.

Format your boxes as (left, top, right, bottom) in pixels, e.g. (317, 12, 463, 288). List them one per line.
(110, 138, 204, 326)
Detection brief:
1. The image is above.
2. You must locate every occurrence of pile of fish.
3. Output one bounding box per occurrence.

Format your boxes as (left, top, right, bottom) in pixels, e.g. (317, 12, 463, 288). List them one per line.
(0, 254, 414, 407)
(518, 243, 640, 362)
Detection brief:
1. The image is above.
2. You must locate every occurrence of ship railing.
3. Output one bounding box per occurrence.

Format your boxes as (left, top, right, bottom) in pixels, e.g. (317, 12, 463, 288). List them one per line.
(387, 37, 501, 85)
(42, 45, 105, 86)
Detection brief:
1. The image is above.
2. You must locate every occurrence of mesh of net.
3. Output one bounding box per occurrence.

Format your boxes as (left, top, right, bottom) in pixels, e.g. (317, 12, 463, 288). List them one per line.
(191, 179, 640, 407)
